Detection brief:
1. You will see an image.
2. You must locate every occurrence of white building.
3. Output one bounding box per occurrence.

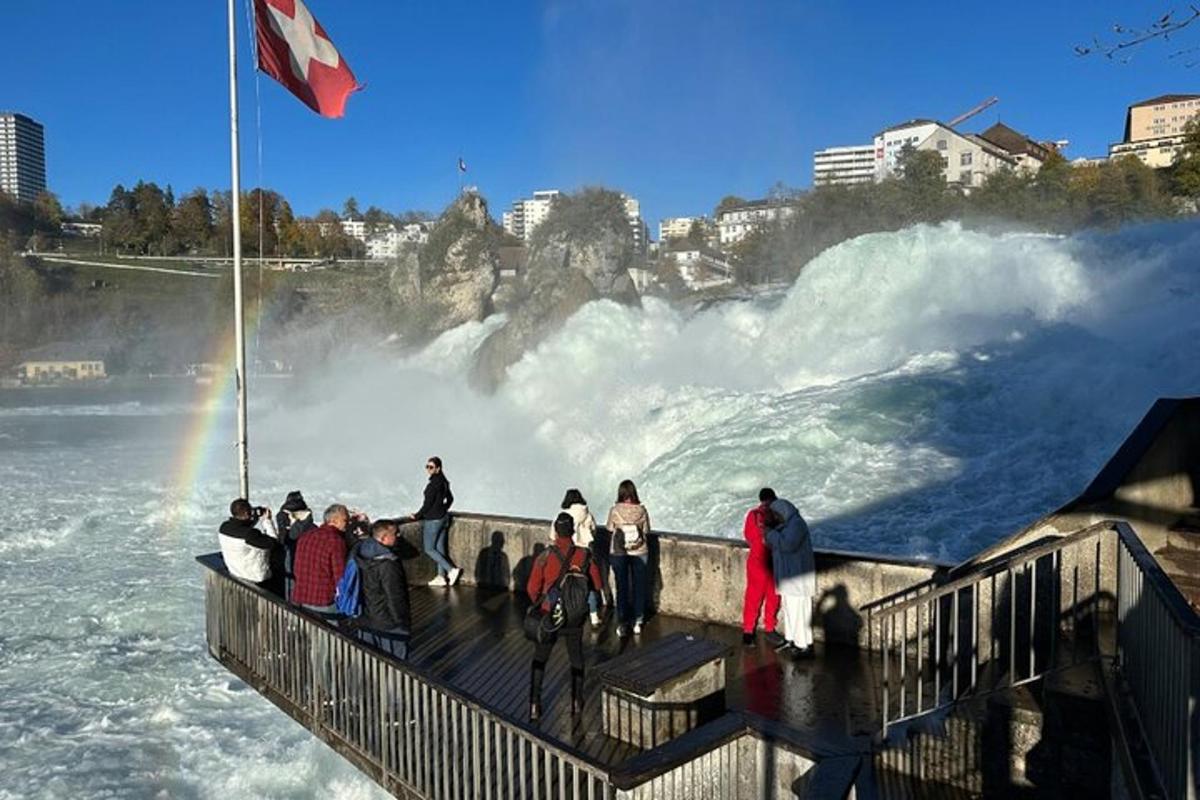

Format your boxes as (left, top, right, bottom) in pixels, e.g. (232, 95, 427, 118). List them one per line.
(1109, 94, 1200, 168)
(716, 200, 797, 246)
(665, 248, 736, 291)
(502, 190, 560, 241)
(364, 222, 429, 259)
(915, 125, 1018, 188)
(0, 112, 46, 203)
(873, 119, 941, 179)
(341, 219, 368, 241)
(658, 215, 712, 242)
(621, 193, 648, 253)
(812, 144, 875, 186)
(62, 221, 102, 237)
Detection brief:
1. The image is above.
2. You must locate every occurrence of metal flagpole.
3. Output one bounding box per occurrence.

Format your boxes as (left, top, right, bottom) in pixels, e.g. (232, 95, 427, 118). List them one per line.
(227, 0, 250, 499)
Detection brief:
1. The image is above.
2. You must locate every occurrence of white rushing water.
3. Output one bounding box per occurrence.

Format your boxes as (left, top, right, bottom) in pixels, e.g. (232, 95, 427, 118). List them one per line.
(1, 219, 1199, 797)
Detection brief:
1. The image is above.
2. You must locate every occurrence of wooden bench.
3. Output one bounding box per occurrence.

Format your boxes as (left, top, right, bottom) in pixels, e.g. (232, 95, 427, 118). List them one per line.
(593, 632, 731, 749)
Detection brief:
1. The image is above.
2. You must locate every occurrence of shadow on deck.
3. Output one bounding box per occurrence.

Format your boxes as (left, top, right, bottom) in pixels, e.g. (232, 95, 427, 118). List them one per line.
(398, 583, 879, 768)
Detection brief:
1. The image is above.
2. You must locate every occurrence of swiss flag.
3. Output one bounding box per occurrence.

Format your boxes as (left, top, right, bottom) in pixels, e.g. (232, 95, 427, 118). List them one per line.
(253, 0, 359, 118)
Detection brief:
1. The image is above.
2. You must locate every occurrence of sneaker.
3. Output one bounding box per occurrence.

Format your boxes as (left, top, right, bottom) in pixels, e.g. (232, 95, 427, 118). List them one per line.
(633, 621, 643, 635)
(590, 611, 602, 628)
(741, 632, 755, 646)
(764, 631, 786, 649)
(447, 567, 462, 586)
(427, 575, 447, 587)
(617, 624, 630, 639)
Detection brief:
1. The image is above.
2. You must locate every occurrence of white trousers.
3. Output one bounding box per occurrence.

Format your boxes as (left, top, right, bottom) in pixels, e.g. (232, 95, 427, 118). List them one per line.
(780, 595, 813, 649)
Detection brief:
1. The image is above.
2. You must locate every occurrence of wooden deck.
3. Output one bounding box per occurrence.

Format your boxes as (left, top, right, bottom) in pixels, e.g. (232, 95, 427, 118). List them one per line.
(390, 584, 880, 768)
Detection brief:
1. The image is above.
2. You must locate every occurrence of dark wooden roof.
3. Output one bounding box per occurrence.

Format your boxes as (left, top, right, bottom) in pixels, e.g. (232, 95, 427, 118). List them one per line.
(1130, 94, 1200, 109)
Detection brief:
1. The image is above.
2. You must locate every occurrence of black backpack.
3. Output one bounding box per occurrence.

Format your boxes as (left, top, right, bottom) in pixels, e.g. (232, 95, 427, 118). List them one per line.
(524, 545, 592, 643)
(548, 546, 593, 629)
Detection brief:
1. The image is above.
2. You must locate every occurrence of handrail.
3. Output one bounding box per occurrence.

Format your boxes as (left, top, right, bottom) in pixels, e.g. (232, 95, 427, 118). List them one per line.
(872, 520, 1116, 619)
(867, 519, 1200, 800)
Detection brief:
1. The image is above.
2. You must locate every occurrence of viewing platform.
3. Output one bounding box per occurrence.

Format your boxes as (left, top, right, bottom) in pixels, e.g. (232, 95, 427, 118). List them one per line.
(199, 398, 1200, 799)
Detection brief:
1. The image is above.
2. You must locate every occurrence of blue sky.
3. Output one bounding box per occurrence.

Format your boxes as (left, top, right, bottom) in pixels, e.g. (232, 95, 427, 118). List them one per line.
(2, 1, 1190, 227)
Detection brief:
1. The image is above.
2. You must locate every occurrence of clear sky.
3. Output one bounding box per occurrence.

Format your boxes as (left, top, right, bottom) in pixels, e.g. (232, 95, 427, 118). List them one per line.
(3, 1, 1190, 227)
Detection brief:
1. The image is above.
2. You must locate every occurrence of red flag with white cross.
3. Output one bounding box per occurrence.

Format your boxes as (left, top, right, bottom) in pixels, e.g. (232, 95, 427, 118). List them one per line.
(253, 0, 359, 118)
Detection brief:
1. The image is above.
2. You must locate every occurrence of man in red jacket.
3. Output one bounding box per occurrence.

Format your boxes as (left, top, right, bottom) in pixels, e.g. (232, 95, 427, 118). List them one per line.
(526, 513, 603, 721)
(292, 503, 350, 619)
(742, 488, 783, 646)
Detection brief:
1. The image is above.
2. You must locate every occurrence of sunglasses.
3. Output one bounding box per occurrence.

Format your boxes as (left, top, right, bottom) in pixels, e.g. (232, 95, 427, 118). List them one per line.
(425, 464, 436, 470)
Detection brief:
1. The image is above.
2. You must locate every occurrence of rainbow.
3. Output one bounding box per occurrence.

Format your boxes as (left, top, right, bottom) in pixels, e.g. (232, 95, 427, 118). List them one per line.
(171, 292, 269, 515)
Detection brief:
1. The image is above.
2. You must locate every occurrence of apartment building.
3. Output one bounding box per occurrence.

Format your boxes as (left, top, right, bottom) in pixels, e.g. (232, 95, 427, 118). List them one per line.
(812, 144, 876, 186)
(0, 112, 46, 203)
(1108, 94, 1200, 168)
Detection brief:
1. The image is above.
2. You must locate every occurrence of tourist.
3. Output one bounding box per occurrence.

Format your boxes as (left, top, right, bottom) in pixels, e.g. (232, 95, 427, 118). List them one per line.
(275, 490, 315, 602)
(353, 519, 411, 660)
(292, 503, 350, 619)
(218, 498, 281, 592)
(527, 513, 603, 721)
(606, 479, 651, 638)
(741, 488, 783, 647)
(551, 488, 603, 627)
(409, 456, 461, 587)
(763, 496, 816, 657)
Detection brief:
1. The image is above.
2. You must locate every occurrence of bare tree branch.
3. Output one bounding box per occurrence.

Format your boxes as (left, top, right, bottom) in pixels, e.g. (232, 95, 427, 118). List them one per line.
(1075, 5, 1200, 65)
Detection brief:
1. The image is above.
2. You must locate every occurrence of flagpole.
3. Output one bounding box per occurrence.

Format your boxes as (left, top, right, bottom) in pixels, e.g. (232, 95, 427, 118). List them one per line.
(227, 0, 250, 499)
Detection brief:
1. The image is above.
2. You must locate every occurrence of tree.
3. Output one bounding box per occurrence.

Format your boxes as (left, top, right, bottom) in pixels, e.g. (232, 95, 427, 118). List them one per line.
(32, 191, 64, 232)
(342, 196, 361, 220)
(1172, 118, 1200, 200)
(895, 147, 956, 223)
(715, 195, 747, 216)
(172, 189, 214, 254)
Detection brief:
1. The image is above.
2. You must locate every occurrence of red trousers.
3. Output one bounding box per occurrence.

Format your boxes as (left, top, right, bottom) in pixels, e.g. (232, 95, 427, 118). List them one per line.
(742, 566, 780, 634)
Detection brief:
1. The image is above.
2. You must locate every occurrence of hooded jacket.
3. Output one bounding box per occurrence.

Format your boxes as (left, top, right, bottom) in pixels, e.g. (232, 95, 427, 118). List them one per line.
(606, 502, 651, 557)
(355, 538, 411, 634)
(218, 516, 277, 583)
(763, 498, 816, 597)
(549, 503, 597, 548)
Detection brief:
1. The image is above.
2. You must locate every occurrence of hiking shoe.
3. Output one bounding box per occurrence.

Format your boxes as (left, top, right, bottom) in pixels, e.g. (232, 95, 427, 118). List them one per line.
(764, 631, 786, 649)
(616, 624, 630, 638)
(448, 567, 462, 586)
(633, 621, 643, 635)
(427, 575, 447, 587)
(590, 611, 602, 628)
(741, 632, 755, 646)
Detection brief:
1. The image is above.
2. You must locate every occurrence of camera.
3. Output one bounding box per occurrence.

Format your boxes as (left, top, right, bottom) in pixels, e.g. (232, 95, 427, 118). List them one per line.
(251, 506, 268, 521)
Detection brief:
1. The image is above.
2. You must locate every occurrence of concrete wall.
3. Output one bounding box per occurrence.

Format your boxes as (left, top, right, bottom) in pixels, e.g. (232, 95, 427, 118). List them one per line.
(396, 511, 947, 647)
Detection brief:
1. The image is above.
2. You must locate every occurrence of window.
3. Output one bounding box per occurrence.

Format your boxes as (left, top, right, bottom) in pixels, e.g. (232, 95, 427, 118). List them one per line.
(960, 152, 973, 166)
(937, 139, 948, 151)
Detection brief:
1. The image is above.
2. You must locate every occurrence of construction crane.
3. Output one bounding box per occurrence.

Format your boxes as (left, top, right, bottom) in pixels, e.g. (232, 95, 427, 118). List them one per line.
(948, 96, 999, 128)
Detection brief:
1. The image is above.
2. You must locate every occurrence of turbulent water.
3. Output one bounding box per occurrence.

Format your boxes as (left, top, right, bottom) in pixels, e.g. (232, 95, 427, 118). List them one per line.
(2, 220, 1199, 797)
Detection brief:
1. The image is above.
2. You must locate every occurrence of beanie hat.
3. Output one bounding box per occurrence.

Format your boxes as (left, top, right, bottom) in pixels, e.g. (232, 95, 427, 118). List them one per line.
(282, 490, 308, 512)
(553, 512, 575, 538)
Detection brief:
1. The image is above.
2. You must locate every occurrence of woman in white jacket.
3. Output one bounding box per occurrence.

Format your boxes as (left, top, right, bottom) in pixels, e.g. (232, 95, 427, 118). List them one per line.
(551, 488, 604, 626)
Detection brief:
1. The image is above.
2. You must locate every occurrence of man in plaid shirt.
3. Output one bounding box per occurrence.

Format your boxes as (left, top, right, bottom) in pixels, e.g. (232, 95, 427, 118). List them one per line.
(292, 504, 350, 618)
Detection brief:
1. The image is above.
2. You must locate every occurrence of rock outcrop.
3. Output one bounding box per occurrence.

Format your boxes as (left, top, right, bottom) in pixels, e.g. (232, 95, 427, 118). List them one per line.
(394, 191, 501, 341)
(469, 189, 641, 392)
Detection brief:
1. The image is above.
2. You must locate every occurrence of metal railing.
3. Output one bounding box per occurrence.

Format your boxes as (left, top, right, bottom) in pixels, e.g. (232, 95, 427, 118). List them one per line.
(203, 565, 614, 800)
(868, 521, 1118, 736)
(1116, 522, 1200, 800)
(867, 520, 1200, 800)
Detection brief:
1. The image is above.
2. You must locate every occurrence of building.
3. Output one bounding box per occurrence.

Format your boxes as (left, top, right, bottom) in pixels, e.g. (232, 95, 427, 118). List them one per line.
(716, 199, 797, 246)
(502, 190, 560, 241)
(812, 144, 876, 186)
(873, 119, 941, 179)
(658, 215, 714, 243)
(621, 193, 648, 253)
(340, 218, 368, 241)
(0, 112, 46, 203)
(14, 343, 106, 384)
(915, 126, 1018, 188)
(61, 221, 102, 238)
(1108, 94, 1200, 168)
(663, 246, 736, 291)
(364, 222, 430, 259)
(976, 123, 1057, 172)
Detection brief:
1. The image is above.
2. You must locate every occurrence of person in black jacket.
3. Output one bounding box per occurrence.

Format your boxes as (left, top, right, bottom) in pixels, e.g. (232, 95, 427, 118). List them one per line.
(275, 490, 315, 602)
(408, 456, 461, 587)
(354, 519, 411, 660)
